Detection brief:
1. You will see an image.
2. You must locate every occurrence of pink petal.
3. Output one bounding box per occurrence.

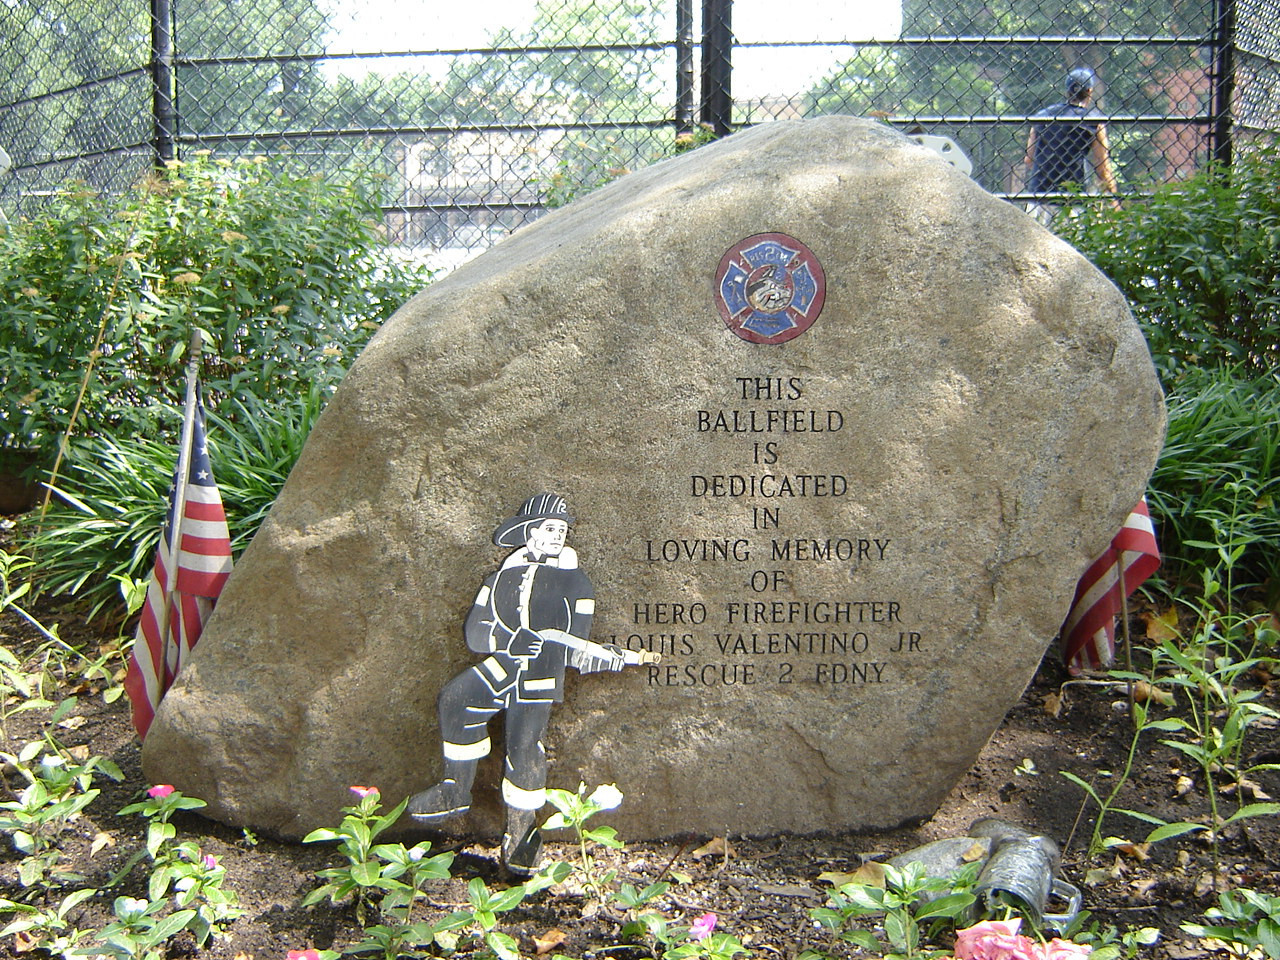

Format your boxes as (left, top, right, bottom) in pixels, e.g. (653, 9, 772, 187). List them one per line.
(147, 784, 176, 799)
(348, 785, 378, 798)
(690, 912, 718, 941)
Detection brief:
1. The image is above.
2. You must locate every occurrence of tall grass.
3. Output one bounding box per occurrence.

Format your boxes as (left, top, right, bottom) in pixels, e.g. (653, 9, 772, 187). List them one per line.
(21, 390, 323, 626)
(1148, 366, 1280, 600)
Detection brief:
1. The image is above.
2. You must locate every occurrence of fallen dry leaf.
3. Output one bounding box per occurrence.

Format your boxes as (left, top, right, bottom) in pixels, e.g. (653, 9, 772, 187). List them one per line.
(961, 840, 988, 862)
(67, 744, 91, 763)
(56, 715, 87, 731)
(90, 832, 116, 856)
(819, 860, 888, 889)
(13, 930, 39, 953)
(1220, 777, 1272, 800)
(817, 869, 863, 887)
(1194, 872, 1231, 897)
(534, 928, 567, 955)
(1143, 607, 1180, 642)
(1111, 841, 1151, 861)
(1132, 680, 1174, 706)
(1130, 877, 1159, 899)
(692, 836, 734, 860)
(1042, 692, 1064, 718)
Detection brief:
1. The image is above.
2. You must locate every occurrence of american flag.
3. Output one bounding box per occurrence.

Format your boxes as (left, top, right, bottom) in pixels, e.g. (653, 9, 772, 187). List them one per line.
(1060, 498, 1161, 674)
(124, 386, 233, 738)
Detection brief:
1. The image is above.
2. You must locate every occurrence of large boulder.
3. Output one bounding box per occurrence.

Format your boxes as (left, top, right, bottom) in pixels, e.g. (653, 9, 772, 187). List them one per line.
(143, 116, 1165, 840)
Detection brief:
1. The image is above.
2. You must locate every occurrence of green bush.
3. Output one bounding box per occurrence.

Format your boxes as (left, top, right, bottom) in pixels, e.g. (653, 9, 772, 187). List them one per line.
(1056, 144, 1280, 379)
(0, 153, 431, 472)
(20, 389, 323, 622)
(1147, 364, 1280, 598)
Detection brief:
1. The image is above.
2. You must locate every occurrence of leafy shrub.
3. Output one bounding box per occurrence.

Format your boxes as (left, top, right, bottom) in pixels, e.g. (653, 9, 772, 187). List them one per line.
(20, 389, 323, 622)
(1147, 364, 1280, 596)
(1056, 143, 1280, 379)
(0, 153, 431, 472)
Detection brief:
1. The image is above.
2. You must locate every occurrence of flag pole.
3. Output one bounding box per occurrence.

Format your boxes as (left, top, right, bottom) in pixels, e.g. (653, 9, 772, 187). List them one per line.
(155, 330, 204, 668)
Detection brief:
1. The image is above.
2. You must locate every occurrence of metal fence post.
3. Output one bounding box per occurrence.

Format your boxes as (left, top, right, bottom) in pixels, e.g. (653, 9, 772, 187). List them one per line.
(700, 0, 733, 137)
(151, 0, 178, 166)
(1210, 0, 1237, 167)
(677, 0, 695, 135)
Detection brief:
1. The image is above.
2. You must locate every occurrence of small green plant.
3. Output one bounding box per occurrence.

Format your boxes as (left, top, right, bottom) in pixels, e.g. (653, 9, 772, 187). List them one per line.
(1059, 698, 1185, 858)
(542, 781, 626, 901)
(302, 786, 454, 928)
(434, 875, 535, 960)
(0, 887, 96, 958)
(112, 785, 241, 945)
(807, 861, 978, 960)
(0, 739, 121, 887)
(116, 785, 209, 890)
(1182, 887, 1280, 959)
(340, 838, 459, 959)
(615, 878, 674, 942)
(1059, 910, 1161, 960)
(80, 895, 197, 960)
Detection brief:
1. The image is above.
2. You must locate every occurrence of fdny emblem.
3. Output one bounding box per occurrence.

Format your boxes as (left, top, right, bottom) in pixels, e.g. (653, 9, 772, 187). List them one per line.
(714, 233, 826, 345)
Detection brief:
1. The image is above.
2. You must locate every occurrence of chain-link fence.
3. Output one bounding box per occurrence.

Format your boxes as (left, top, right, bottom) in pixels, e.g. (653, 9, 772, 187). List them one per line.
(2, 0, 1278, 264)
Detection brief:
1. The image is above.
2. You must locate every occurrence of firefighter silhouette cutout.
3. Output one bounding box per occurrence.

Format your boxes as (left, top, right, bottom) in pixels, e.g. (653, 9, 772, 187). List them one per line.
(408, 493, 660, 875)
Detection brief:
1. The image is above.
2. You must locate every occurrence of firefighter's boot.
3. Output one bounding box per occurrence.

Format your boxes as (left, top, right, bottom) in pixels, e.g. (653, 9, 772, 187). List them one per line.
(407, 759, 477, 822)
(500, 806, 543, 876)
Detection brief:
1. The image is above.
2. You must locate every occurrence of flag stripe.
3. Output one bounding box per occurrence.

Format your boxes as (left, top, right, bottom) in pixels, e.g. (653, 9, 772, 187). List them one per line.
(124, 384, 233, 739)
(1061, 499, 1160, 674)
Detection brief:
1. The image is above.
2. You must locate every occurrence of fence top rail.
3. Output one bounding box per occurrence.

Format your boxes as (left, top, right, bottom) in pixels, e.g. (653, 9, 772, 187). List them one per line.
(182, 120, 676, 143)
(737, 34, 1214, 47)
(179, 41, 673, 68)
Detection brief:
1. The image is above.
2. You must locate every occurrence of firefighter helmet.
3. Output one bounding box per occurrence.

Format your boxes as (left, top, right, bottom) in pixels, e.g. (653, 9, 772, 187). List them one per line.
(492, 493, 575, 547)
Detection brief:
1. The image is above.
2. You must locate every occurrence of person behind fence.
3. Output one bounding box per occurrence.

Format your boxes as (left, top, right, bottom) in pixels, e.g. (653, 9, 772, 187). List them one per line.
(1023, 67, 1119, 221)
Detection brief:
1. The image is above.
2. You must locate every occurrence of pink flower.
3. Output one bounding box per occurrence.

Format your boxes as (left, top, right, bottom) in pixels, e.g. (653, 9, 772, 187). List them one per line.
(954, 919, 1041, 960)
(287, 951, 322, 960)
(203, 854, 218, 869)
(1042, 940, 1092, 960)
(349, 785, 379, 798)
(147, 785, 175, 799)
(689, 913, 718, 942)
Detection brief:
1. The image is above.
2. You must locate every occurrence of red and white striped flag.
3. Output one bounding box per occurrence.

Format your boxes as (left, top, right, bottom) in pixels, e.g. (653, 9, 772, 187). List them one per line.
(1060, 498, 1161, 675)
(124, 383, 232, 739)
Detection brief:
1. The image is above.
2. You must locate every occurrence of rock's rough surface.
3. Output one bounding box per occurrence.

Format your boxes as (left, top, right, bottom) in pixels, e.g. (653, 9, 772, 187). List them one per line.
(143, 116, 1165, 840)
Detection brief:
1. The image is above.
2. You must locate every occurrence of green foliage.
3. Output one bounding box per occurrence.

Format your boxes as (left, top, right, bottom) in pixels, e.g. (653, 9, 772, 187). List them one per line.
(20, 388, 323, 621)
(1058, 912, 1161, 960)
(0, 739, 122, 888)
(302, 787, 454, 931)
(0, 152, 431, 470)
(1056, 144, 1280, 378)
(1146, 369, 1280, 594)
(808, 861, 978, 960)
(1058, 700, 1186, 858)
(0, 887, 98, 959)
(84, 895, 198, 960)
(114, 786, 241, 947)
(1183, 888, 1280, 960)
(543, 782, 626, 900)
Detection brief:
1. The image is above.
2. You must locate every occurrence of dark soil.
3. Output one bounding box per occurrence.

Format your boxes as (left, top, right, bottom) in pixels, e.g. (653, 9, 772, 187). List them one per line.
(1, 575, 1277, 960)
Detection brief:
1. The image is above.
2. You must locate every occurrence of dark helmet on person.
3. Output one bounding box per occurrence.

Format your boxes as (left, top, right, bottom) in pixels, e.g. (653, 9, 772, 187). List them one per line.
(1066, 67, 1096, 99)
(492, 493, 575, 547)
